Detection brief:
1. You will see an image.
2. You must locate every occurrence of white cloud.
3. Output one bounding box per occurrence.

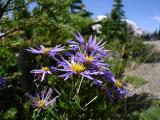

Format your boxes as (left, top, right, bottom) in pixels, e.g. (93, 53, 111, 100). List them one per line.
(152, 15, 160, 22)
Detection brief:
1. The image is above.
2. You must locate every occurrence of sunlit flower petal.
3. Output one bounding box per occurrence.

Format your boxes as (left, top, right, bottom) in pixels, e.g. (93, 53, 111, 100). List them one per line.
(27, 45, 65, 57)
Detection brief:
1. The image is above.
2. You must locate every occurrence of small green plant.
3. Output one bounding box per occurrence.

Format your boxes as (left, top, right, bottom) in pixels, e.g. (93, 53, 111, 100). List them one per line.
(124, 76, 148, 87)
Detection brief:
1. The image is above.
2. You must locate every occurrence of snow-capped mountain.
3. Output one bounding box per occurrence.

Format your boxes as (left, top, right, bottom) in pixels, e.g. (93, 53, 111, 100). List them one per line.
(92, 15, 151, 36)
(124, 19, 151, 36)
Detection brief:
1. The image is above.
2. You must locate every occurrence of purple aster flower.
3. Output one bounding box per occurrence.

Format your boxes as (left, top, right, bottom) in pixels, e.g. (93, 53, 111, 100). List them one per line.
(0, 77, 6, 88)
(114, 80, 125, 88)
(31, 67, 52, 81)
(68, 39, 80, 51)
(86, 35, 107, 55)
(68, 33, 109, 56)
(113, 88, 128, 100)
(74, 51, 98, 63)
(110, 81, 128, 101)
(26, 88, 59, 110)
(100, 70, 116, 83)
(73, 52, 116, 84)
(97, 80, 129, 102)
(51, 57, 102, 85)
(75, 32, 85, 45)
(74, 52, 109, 70)
(27, 45, 65, 57)
(67, 32, 85, 51)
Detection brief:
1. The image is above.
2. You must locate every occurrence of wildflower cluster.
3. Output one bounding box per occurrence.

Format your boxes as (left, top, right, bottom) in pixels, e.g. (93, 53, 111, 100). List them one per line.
(26, 33, 129, 111)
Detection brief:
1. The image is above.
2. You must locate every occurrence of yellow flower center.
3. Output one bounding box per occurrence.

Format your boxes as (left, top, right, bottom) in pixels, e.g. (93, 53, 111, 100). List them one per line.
(38, 100, 46, 108)
(115, 81, 122, 88)
(42, 67, 49, 71)
(85, 56, 94, 62)
(70, 62, 86, 73)
(99, 67, 104, 71)
(43, 48, 51, 55)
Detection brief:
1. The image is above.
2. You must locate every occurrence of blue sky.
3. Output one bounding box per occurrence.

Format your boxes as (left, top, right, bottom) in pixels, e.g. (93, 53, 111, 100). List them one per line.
(82, 0, 160, 32)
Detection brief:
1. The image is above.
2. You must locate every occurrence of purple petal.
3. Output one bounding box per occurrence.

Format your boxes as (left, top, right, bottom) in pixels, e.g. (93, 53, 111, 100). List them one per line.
(44, 88, 53, 101)
(46, 96, 59, 107)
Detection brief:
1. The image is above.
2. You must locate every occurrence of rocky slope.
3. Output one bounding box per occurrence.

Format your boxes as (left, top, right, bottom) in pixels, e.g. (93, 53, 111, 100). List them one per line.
(126, 41, 160, 98)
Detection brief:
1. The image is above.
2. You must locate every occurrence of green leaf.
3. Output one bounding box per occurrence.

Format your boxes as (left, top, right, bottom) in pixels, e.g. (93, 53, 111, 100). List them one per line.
(3, 108, 17, 120)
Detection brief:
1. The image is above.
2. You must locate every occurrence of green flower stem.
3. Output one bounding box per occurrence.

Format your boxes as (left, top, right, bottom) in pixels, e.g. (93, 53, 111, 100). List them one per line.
(73, 76, 84, 100)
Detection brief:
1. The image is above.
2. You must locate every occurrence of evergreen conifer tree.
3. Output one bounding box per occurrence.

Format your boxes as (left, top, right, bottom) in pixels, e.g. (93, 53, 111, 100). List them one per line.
(70, 0, 92, 17)
(110, 0, 125, 21)
(101, 0, 128, 43)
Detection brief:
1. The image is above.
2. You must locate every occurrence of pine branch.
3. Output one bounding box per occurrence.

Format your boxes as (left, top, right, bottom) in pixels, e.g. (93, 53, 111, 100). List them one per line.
(0, 15, 49, 39)
(0, 27, 18, 39)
